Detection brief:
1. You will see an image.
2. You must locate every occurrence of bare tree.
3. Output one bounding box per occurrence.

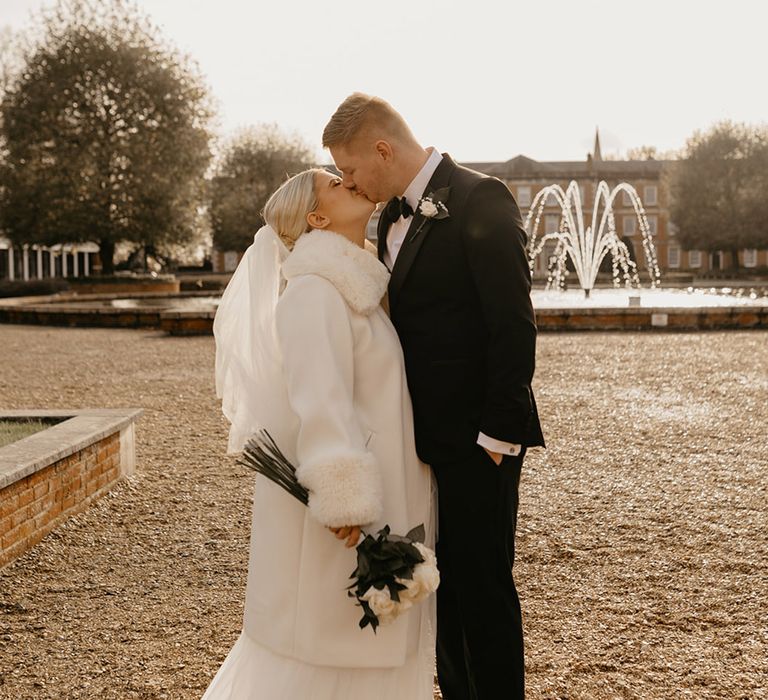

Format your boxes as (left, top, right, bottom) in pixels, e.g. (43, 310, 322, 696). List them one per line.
(624, 145, 677, 161)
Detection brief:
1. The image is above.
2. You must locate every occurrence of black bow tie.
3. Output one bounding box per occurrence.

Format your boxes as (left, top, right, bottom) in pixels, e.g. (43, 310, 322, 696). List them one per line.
(384, 196, 414, 223)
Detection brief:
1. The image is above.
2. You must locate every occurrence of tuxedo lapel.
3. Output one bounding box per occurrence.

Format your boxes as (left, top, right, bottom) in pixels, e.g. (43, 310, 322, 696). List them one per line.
(376, 208, 389, 267)
(388, 154, 456, 311)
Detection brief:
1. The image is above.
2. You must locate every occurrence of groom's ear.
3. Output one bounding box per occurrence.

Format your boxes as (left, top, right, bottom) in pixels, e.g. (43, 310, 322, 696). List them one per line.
(307, 211, 330, 230)
(374, 140, 393, 162)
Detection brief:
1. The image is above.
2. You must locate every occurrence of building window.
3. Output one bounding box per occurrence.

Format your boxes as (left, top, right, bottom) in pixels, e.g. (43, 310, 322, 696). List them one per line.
(688, 250, 702, 268)
(668, 245, 680, 269)
(622, 190, 633, 206)
(517, 186, 531, 207)
(743, 249, 758, 268)
(668, 222, 679, 237)
(545, 214, 559, 234)
(623, 216, 637, 235)
(579, 184, 587, 204)
(645, 215, 658, 236)
(644, 185, 658, 206)
(546, 192, 559, 208)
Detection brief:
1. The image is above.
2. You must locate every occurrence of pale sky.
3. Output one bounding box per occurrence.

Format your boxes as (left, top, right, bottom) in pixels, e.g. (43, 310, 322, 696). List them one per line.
(3, 0, 767, 163)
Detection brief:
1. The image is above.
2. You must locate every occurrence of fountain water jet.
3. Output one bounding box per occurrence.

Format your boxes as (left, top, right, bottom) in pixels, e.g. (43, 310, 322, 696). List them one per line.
(525, 180, 661, 297)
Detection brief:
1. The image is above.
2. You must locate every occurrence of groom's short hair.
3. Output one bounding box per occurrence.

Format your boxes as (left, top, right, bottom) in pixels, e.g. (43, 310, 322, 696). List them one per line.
(323, 93, 414, 148)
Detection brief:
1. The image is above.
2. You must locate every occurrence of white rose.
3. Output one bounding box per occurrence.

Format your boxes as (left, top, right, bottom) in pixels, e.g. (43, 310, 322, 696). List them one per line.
(412, 543, 440, 598)
(361, 586, 397, 620)
(361, 586, 414, 626)
(419, 199, 439, 217)
(395, 575, 424, 601)
(398, 565, 439, 604)
(413, 542, 437, 567)
(396, 544, 440, 603)
(411, 560, 441, 597)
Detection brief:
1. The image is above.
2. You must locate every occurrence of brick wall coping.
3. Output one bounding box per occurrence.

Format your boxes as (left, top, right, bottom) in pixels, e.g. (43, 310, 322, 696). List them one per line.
(0, 409, 143, 490)
(0, 304, 159, 317)
(535, 305, 768, 316)
(44, 290, 216, 303)
(0, 290, 217, 308)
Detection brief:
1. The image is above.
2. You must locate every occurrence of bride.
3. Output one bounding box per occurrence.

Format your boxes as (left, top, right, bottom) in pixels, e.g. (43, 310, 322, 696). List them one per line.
(204, 168, 437, 699)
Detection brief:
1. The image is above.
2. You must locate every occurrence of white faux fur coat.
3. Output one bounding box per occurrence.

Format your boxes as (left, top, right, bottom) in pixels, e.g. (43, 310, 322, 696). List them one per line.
(240, 229, 436, 668)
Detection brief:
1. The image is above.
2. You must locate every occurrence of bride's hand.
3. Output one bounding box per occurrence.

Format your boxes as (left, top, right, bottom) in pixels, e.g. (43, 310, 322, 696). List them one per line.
(328, 525, 362, 548)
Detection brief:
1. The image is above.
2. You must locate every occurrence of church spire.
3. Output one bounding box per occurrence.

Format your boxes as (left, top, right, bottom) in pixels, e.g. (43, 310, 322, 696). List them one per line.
(593, 127, 603, 161)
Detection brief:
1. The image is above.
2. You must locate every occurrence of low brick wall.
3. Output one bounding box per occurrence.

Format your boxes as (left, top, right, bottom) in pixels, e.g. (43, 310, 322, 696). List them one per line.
(0, 292, 216, 331)
(0, 409, 142, 569)
(0, 305, 164, 329)
(67, 280, 180, 294)
(0, 433, 119, 567)
(158, 306, 768, 335)
(535, 306, 768, 331)
(2, 293, 767, 333)
(160, 310, 215, 336)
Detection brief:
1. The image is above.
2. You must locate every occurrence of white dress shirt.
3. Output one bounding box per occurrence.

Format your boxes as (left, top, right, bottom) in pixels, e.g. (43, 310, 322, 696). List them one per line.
(383, 147, 443, 270)
(384, 147, 522, 459)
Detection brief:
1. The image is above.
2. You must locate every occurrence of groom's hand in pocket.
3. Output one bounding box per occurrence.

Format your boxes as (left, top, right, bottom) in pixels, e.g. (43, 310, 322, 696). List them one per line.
(329, 525, 362, 548)
(483, 447, 504, 466)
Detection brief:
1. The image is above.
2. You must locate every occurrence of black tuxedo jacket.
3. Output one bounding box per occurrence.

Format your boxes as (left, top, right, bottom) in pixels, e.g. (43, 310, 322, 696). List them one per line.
(378, 154, 545, 465)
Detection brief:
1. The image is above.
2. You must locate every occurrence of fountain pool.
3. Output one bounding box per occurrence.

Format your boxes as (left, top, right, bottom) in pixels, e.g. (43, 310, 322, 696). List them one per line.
(533, 286, 768, 309)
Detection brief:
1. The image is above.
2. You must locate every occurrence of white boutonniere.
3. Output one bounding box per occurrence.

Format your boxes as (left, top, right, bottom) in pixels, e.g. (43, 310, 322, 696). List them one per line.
(407, 186, 451, 245)
(417, 187, 450, 220)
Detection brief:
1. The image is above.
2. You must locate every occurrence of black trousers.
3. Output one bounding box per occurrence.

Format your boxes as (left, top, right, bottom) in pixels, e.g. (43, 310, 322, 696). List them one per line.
(433, 445, 525, 700)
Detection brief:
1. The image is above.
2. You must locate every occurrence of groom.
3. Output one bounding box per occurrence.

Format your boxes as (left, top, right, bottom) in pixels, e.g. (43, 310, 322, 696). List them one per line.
(323, 94, 544, 699)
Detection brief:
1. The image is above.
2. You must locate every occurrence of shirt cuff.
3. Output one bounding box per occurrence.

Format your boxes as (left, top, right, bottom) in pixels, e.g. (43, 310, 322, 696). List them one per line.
(477, 432, 522, 457)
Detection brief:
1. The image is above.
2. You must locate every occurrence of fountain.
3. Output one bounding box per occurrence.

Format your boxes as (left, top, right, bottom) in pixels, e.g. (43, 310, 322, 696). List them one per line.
(514, 179, 768, 328)
(525, 180, 661, 297)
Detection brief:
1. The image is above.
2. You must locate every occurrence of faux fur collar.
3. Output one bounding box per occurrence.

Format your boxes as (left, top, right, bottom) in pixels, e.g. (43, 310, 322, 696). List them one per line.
(281, 229, 390, 316)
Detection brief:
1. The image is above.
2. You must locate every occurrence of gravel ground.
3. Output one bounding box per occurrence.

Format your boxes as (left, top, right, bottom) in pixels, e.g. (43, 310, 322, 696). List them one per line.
(0, 325, 766, 700)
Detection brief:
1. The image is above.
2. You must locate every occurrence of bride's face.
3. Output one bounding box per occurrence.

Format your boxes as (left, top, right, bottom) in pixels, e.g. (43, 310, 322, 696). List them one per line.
(308, 170, 376, 231)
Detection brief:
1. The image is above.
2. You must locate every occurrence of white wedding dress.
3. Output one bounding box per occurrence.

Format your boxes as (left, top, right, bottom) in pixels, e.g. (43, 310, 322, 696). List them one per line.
(200, 592, 435, 700)
(204, 228, 437, 700)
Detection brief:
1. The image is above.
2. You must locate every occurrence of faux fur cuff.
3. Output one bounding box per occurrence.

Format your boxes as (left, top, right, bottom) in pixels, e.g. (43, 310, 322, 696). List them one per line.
(296, 452, 383, 528)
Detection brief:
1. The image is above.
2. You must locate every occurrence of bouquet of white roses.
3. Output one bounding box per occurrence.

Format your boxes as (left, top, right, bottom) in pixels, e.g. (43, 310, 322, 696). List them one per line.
(350, 523, 439, 631)
(238, 429, 440, 632)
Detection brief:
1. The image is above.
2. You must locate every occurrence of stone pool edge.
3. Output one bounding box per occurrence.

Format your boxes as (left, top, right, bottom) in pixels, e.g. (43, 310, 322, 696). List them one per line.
(2, 298, 768, 333)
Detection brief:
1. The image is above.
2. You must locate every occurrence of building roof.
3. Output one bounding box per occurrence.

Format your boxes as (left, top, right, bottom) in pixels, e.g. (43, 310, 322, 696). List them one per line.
(462, 154, 671, 180)
(323, 136, 674, 183)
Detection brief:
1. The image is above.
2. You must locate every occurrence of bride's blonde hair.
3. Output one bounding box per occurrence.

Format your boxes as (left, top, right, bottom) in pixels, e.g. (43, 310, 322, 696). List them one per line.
(263, 169, 325, 251)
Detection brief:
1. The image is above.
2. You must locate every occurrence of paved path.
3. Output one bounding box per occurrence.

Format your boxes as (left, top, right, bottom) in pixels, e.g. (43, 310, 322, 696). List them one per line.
(0, 326, 766, 699)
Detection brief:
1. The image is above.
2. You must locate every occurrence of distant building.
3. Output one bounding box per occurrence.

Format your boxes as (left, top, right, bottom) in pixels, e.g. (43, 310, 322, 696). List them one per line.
(464, 131, 768, 275)
(0, 237, 99, 282)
